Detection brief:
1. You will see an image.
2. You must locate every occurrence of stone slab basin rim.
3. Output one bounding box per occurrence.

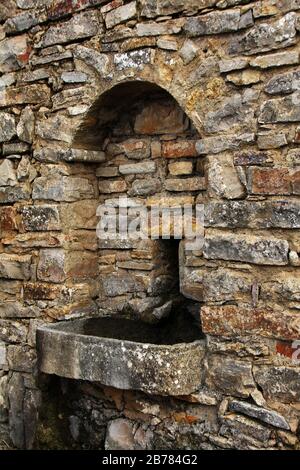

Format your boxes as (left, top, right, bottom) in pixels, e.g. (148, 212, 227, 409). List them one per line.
(36, 318, 205, 396)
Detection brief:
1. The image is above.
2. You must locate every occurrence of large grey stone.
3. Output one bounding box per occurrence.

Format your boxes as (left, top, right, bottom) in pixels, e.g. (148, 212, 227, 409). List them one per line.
(0, 160, 17, 187)
(114, 49, 152, 70)
(38, 11, 99, 47)
(140, 0, 213, 18)
(36, 115, 74, 143)
(253, 366, 300, 403)
(204, 94, 254, 133)
(4, 10, 42, 33)
(16, 106, 34, 143)
(205, 355, 256, 398)
(205, 201, 300, 229)
(73, 46, 110, 77)
(207, 154, 245, 200)
(0, 254, 31, 280)
(32, 176, 96, 202)
(229, 13, 297, 55)
(184, 9, 253, 36)
(259, 92, 300, 123)
(0, 185, 31, 204)
(229, 400, 290, 430)
(19, 205, 61, 232)
(0, 35, 28, 72)
(203, 233, 289, 265)
(0, 113, 16, 143)
(119, 161, 156, 175)
(105, 1, 137, 29)
(37, 318, 205, 395)
(265, 70, 300, 94)
(196, 133, 255, 155)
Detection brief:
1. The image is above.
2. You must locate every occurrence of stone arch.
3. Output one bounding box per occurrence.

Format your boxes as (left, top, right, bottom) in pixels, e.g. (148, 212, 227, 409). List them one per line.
(67, 78, 205, 323)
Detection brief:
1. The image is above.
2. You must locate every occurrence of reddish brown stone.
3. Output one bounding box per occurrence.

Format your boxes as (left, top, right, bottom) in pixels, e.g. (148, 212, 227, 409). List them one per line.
(250, 168, 291, 195)
(47, 0, 104, 19)
(0, 207, 17, 233)
(233, 152, 272, 166)
(134, 101, 188, 135)
(23, 283, 61, 301)
(162, 141, 198, 158)
(291, 170, 300, 195)
(201, 305, 300, 340)
(276, 340, 299, 360)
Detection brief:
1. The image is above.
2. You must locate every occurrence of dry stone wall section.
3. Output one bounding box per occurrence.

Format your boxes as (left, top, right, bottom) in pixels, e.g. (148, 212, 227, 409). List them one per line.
(0, 0, 299, 450)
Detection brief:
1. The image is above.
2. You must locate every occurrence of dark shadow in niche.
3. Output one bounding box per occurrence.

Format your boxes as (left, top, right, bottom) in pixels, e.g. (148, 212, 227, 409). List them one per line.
(73, 80, 198, 149)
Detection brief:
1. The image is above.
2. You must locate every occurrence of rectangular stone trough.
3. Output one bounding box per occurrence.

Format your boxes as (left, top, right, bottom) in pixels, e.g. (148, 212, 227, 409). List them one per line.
(37, 317, 205, 396)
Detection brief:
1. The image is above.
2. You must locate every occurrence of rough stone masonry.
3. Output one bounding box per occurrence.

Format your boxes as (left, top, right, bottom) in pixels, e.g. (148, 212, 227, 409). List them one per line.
(0, 0, 300, 450)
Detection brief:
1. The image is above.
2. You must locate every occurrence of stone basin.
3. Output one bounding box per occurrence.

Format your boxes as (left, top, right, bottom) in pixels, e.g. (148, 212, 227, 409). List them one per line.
(37, 316, 205, 396)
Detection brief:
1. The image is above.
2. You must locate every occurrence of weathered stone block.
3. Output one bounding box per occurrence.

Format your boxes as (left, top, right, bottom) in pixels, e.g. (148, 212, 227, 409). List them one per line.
(165, 177, 206, 192)
(0, 35, 29, 73)
(0, 301, 40, 319)
(135, 20, 182, 37)
(229, 13, 297, 55)
(0, 160, 17, 187)
(134, 101, 188, 135)
(105, 1, 136, 29)
(114, 49, 152, 70)
(250, 50, 299, 69)
(0, 184, 31, 204)
(37, 249, 66, 283)
(259, 92, 300, 124)
(184, 9, 253, 36)
(4, 10, 42, 34)
(105, 418, 135, 450)
(204, 94, 254, 134)
(39, 11, 99, 47)
(205, 355, 255, 398)
(108, 139, 150, 160)
(7, 345, 36, 373)
(162, 141, 197, 158)
(219, 57, 249, 73)
(265, 70, 300, 94)
(179, 39, 198, 64)
(207, 154, 245, 199)
(130, 178, 161, 196)
(101, 272, 145, 297)
(61, 71, 88, 83)
(0, 254, 31, 280)
(257, 132, 287, 149)
(33, 176, 96, 202)
(66, 251, 99, 281)
(226, 70, 261, 86)
(140, 0, 210, 18)
(249, 168, 291, 195)
(201, 305, 300, 341)
(0, 85, 50, 107)
(0, 113, 16, 142)
(19, 205, 60, 232)
(196, 133, 255, 155)
(168, 161, 193, 176)
(229, 400, 290, 430)
(203, 233, 289, 265)
(254, 366, 300, 403)
(60, 200, 98, 229)
(99, 180, 127, 194)
(205, 201, 300, 229)
(73, 46, 110, 76)
(119, 161, 156, 175)
(16, 106, 35, 144)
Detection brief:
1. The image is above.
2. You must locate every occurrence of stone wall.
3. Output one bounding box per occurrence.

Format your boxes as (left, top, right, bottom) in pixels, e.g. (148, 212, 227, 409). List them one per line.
(0, 0, 300, 450)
